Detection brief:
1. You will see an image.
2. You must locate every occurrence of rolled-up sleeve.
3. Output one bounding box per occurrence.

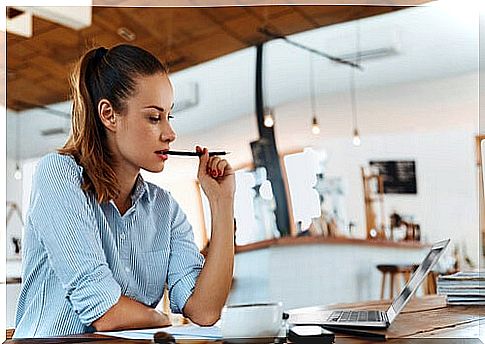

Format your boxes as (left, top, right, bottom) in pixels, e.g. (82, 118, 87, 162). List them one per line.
(166, 195, 204, 314)
(29, 154, 121, 326)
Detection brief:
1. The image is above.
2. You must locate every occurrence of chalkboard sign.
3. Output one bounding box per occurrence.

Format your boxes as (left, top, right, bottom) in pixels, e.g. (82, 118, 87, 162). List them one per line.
(369, 160, 417, 194)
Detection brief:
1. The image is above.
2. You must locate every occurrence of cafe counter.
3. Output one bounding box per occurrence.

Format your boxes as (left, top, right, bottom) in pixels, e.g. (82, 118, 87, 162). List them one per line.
(235, 236, 426, 253)
(229, 236, 433, 310)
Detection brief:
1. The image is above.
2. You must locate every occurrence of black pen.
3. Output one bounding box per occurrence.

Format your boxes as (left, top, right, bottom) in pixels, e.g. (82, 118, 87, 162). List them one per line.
(165, 150, 229, 157)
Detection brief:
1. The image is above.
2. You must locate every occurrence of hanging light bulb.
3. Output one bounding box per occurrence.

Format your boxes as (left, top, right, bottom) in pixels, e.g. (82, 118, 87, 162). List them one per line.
(352, 128, 361, 146)
(311, 116, 320, 135)
(350, 20, 362, 147)
(263, 113, 274, 127)
(14, 163, 22, 180)
(308, 52, 321, 136)
(263, 109, 274, 127)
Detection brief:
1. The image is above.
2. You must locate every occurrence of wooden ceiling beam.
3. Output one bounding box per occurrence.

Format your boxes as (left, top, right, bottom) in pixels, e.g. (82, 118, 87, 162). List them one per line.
(6, 5, 426, 111)
(196, 8, 255, 46)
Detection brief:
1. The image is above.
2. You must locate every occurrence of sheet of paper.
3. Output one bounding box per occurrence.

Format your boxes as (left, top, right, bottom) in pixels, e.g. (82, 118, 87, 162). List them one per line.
(98, 324, 222, 340)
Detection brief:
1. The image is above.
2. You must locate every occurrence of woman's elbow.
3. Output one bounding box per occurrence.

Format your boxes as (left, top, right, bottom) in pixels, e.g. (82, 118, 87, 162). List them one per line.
(92, 323, 107, 332)
(188, 311, 221, 326)
(91, 316, 114, 332)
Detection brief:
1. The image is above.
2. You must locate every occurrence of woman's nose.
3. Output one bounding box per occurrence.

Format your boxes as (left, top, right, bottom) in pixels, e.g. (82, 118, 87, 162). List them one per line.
(161, 125, 176, 142)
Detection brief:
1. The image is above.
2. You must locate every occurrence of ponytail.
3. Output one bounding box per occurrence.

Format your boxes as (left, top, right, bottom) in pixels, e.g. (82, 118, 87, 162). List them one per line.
(59, 44, 168, 203)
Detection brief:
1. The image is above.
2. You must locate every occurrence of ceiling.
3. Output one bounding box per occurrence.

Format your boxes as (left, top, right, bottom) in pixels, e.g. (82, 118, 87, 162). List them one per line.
(7, 2, 480, 160)
(6, 4, 428, 111)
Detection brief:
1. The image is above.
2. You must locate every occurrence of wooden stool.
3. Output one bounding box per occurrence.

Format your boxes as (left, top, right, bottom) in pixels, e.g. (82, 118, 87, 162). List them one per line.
(423, 270, 438, 295)
(411, 264, 438, 295)
(377, 264, 416, 299)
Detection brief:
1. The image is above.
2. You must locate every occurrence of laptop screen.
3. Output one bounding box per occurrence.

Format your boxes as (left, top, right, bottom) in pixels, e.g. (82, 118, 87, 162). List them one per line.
(387, 239, 450, 322)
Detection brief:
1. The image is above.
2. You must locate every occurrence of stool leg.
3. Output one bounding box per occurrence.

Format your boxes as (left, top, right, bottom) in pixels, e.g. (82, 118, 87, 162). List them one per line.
(390, 273, 395, 299)
(424, 274, 429, 295)
(403, 272, 410, 296)
(380, 273, 386, 300)
(425, 273, 436, 295)
(404, 271, 411, 284)
(430, 272, 437, 294)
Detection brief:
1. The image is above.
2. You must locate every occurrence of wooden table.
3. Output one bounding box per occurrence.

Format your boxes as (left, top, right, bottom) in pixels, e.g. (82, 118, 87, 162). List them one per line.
(6, 296, 484, 343)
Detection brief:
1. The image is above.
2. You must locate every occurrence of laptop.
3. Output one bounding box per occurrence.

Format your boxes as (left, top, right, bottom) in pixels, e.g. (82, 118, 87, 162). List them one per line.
(288, 239, 450, 329)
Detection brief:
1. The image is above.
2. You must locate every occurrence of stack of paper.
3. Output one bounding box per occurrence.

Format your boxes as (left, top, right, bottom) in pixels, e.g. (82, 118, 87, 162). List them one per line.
(437, 270, 485, 306)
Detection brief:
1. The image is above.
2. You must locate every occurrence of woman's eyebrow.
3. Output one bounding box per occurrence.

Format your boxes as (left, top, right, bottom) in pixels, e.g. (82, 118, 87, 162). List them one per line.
(143, 103, 175, 112)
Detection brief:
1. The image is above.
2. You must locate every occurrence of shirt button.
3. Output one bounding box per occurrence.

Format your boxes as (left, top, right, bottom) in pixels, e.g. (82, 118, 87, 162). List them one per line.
(125, 267, 131, 273)
(120, 233, 126, 240)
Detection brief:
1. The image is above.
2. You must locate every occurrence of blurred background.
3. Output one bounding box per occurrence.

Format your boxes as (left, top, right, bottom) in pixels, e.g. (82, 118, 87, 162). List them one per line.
(5, 0, 484, 329)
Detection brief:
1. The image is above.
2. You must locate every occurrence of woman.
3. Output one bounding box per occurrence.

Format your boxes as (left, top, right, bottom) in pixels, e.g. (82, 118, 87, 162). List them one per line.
(14, 44, 235, 338)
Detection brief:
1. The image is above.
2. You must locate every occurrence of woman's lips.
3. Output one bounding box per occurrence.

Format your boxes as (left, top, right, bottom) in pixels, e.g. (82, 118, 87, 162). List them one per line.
(155, 151, 168, 161)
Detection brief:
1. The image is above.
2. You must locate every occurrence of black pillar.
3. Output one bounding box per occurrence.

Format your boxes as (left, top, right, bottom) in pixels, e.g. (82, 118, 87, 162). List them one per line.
(251, 43, 291, 236)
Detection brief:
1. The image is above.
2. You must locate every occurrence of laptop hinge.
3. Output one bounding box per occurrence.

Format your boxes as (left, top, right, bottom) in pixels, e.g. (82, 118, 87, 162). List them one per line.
(386, 307, 396, 324)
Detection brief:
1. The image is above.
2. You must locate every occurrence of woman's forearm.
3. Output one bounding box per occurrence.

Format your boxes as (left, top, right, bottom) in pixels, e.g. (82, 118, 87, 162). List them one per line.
(92, 295, 171, 331)
(183, 198, 235, 326)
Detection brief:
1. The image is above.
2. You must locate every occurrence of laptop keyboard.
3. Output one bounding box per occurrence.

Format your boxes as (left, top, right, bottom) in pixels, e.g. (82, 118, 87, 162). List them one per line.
(328, 310, 383, 323)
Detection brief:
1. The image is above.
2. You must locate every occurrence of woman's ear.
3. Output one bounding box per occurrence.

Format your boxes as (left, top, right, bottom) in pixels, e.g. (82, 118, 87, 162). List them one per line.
(98, 99, 117, 131)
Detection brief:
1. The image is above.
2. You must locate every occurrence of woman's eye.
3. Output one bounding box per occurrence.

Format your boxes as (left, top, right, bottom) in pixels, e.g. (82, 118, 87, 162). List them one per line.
(149, 116, 161, 123)
(168, 115, 174, 121)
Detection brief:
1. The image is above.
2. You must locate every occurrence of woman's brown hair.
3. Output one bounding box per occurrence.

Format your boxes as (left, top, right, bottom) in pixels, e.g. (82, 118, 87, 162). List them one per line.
(59, 44, 168, 203)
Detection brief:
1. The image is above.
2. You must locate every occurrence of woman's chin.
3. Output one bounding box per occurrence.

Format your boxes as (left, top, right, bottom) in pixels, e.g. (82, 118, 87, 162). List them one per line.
(143, 162, 165, 173)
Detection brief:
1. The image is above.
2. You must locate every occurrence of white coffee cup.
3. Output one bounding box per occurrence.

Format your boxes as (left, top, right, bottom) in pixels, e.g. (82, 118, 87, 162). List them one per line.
(220, 302, 284, 339)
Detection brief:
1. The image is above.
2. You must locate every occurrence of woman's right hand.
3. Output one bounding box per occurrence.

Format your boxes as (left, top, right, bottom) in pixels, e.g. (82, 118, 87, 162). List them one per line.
(196, 146, 235, 204)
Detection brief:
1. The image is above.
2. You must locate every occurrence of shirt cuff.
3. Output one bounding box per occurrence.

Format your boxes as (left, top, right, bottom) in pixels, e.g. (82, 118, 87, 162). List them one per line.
(68, 267, 122, 326)
(169, 268, 201, 314)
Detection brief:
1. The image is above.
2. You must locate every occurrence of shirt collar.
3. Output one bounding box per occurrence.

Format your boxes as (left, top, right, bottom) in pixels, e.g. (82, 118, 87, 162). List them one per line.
(131, 173, 151, 204)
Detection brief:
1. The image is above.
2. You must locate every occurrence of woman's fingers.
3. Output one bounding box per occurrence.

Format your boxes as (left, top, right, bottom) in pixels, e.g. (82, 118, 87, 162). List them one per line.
(206, 157, 231, 178)
(196, 146, 232, 179)
(216, 160, 229, 176)
(196, 146, 209, 176)
(207, 157, 221, 177)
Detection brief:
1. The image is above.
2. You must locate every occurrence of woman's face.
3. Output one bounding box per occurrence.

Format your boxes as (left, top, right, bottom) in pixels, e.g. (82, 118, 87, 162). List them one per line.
(112, 72, 176, 174)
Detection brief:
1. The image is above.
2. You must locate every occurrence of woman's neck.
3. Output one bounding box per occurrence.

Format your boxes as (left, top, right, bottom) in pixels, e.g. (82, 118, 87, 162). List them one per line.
(113, 163, 139, 215)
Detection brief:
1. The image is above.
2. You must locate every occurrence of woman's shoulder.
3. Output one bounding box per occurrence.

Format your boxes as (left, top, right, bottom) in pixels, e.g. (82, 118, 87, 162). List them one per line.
(35, 152, 83, 181)
(143, 182, 188, 223)
(145, 181, 171, 200)
(144, 181, 181, 208)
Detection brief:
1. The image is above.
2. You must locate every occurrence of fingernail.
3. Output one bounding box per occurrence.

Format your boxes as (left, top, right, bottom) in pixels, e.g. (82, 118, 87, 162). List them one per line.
(219, 171, 223, 176)
(212, 171, 217, 177)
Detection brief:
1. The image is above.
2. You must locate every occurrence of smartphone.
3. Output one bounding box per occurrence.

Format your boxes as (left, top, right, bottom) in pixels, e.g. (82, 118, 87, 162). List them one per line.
(288, 325, 335, 344)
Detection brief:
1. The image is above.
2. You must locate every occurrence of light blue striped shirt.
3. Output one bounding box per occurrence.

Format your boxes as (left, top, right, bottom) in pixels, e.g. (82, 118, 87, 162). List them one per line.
(14, 152, 204, 338)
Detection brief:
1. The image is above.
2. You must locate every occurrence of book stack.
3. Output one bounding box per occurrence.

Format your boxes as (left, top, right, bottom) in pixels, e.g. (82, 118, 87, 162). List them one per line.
(437, 270, 485, 306)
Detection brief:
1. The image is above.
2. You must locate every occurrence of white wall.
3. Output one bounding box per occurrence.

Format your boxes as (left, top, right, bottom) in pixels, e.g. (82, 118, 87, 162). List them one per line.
(162, 72, 480, 265)
(5, 158, 23, 329)
(480, 11, 485, 135)
(318, 131, 478, 260)
(6, 158, 23, 260)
